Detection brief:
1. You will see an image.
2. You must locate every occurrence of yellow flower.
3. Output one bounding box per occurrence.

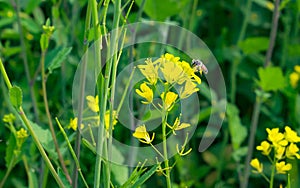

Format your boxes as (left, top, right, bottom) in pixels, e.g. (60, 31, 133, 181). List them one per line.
(68, 117, 84, 131)
(161, 91, 178, 111)
(178, 61, 201, 84)
(168, 117, 191, 135)
(286, 143, 300, 159)
(105, 110, 118, 130)
(284, 126, 300, 143)
(136, 82, 153, 104)
(16, 128, 28, 139)
(290, 72, 299, 88)
(133, 125, 155, 144)
(266, 128, 288, 147)
(137, 58, 159, 85)
(162, 53, 180, 63)
(250, 158, 263, 173)
(295, 65, 300, 73)
(256, 141, 271, 156)
(3, 113, 16, 124)
(86, 95, 99, 112)
(160, 60, 185, 84)
(275, 146, 285, 160)
(276, 161, 292, 174)
(266, 1, 274, 11)
(179, 79, 199, 99)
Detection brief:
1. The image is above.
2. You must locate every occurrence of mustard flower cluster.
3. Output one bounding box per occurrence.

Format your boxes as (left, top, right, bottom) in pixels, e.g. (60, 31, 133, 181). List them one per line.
(68, 95, 118, 133)
(133, 53, 201, 148)
(251, 126, 300, 176)
(289, 65, 300, 89)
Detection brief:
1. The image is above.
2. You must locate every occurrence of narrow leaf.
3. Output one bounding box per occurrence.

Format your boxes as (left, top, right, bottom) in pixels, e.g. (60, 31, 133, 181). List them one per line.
(131, 164, 159, 188)
(47, 47, 72, 73)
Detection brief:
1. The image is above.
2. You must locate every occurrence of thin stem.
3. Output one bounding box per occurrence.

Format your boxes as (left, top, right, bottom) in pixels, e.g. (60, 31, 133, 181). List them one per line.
(12, 0, 39, 122)
(0, 154, 15, 188)
(72, 1, 92, 187)
(41, 49, 72, 184)
(231, 0, 253, 104)
(55, 118, 89, 188)
(241, 98, 261, 188)
(269, 158, 277, 188)
(162, 111, 171, 188)
(265, 0, 280, 67)
(106, 0, 122, 187)
(116, 67, 136, 116)
(0, 59, 65, 187)
(150, 143, 165, 159)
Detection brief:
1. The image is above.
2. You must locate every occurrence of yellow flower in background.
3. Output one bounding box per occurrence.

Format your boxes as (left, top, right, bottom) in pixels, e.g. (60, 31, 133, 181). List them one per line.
(161, 91, 178, 111)
(68, 117, 84, 131)
(266, 128, 288, 147)
(105, 110, 118, 130)
(295, 65, 300, 73)
(276, 161, 292, 174)
(286, 143, 300, 159)
(284, 126, 300, 143)
(16, 128, 28, 139)
(290, 65, 300, 88)
(86, 95, 99, 112)
(290, 72, 299, 88)
(275, 146, 285, 160)
(137, 58, 159, 85)
(133, 125, 155, 144)
(179, 79, 199, 99)
(250, 158, 263, 173)
(136, 82, 153, 104)
(3, 113, 16, 124)
(256, 141, 271, 156)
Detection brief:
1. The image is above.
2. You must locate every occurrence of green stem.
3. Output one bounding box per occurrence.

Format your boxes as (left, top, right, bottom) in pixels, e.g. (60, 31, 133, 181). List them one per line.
(242, 98, 262, 188)
(269, 158, 276, 188)
(265, 0, 280, 67)
(0, 155, 15, 188)
(0, 58, 65, 188)
(231, 0, 253, 103)
(72, 1, 92, 187)
(55, 118, 89, 188)
(12, 0, 39, 122)
(41, 47, 72, 185)
(162, 112, 171, 188)
(106, 0, 122, 187)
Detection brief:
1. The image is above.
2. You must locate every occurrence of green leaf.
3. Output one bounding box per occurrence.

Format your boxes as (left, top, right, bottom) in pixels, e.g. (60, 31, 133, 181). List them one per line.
(238, 37, 270, 55)
(28, 167, 38, 188)
(9, 86, 23, 108)
(226, 103, 247, 150)
(47, 47, 72, 73)
(232, 147, 248, 162)
(58, 168, 72, 188)
(131, 164, 159, 188)
(253, 0, 274, 11)
(5, 133, 17, 168)
(20, 17, 41, 34)
(135, 0, 189, 21)
(30, 121, 57, 160)
(257, 66, 286, 92)
(111, 164, 129, 186)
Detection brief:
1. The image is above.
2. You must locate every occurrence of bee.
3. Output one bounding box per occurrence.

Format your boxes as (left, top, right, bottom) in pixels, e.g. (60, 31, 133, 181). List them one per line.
(191, 59, 208, 74)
